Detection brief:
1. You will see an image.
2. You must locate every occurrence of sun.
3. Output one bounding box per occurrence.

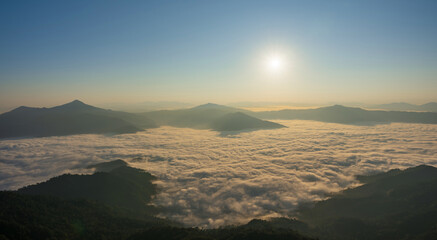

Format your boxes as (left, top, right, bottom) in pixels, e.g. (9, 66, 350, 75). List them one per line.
(265, 54, 284, 73)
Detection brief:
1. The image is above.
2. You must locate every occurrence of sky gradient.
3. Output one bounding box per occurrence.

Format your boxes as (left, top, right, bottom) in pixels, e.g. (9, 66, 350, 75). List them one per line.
(1, 0, 436, 110)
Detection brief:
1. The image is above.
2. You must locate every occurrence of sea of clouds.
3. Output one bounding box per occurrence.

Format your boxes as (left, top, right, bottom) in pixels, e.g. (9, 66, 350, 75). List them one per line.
(1, 120, 436, 227)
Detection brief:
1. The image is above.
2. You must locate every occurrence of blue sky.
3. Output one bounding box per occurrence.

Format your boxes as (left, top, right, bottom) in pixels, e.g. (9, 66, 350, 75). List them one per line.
(1, 0, 436, 109)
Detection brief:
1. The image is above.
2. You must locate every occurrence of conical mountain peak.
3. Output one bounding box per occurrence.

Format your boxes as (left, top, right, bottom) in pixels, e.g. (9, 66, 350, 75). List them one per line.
(52, 100, 98, 111)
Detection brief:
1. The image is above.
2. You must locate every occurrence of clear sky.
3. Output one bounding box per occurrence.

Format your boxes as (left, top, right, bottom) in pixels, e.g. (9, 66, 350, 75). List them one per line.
(1, 0, 436, 110)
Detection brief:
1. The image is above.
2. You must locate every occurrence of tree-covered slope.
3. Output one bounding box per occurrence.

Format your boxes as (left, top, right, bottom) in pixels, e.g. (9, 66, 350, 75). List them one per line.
(296, 165, 437, 240)
(0, 191, 167, 240)
(18, 164, 158, 217)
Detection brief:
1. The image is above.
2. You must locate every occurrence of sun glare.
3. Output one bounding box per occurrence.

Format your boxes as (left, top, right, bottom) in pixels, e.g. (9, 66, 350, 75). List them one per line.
(264, 54, 285, 74)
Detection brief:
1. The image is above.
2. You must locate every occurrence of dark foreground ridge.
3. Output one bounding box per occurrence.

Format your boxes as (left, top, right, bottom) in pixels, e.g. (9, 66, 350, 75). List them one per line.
(18, 162, 159, 217)
(292, 164, 437, 239)
(0, 190, 315, 240)
(0, 160, 314, 240)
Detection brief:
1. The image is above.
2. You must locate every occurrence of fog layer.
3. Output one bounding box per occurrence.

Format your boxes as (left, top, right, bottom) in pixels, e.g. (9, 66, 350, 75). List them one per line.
(0, 120, 436, 227)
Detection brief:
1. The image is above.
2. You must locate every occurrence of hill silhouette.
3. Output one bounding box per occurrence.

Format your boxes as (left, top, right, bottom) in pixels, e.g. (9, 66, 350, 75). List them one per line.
(143, 103, 285, 132)
(18, 160, 158, 217)
(369, 102, 437, 112)
(211, 112, 285, 132)
(252, 105, 437, 125)
(51, 100, 101, 111)
(0, 100, 157, 139)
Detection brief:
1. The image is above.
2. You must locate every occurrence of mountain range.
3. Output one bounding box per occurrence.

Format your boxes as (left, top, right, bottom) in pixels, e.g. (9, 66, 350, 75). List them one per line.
(1, 100, 437, 139)
(367, 102, 437, 112)
(0, 101, 285, 139)
(251, 104, 437, 125)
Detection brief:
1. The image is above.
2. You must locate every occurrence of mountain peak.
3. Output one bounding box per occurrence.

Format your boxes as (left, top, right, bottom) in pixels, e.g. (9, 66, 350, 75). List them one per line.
(67, 99, 87, 106)
(191, 103, 239, 111)
(323, 104, 348, 110)
(322, 105, 364, 111)
(421, 102, 437, 107)
(193, 103, 226, 109)
(52, 100, 98, 111)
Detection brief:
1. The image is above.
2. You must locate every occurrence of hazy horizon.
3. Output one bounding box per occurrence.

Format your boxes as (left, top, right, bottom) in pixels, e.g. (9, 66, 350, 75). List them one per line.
(2, 99, 437, 114)
(1, 1, 437, 110)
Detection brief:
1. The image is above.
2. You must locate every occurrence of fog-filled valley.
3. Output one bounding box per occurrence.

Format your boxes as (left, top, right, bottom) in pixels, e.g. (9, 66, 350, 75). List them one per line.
(1, 120, 436, 229)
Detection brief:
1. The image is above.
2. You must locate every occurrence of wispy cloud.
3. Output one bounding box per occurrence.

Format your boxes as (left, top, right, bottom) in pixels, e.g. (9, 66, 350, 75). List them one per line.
(0, 120, 436, 227)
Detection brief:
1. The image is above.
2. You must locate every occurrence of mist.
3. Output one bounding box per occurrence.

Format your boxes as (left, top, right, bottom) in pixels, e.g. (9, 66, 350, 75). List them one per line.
(1, 120, 436, 227)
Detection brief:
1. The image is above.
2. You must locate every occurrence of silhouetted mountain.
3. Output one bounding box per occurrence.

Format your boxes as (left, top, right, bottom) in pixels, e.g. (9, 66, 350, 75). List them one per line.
(369, 102, 437, 112)
(295, 165, 437, 240)
(0, 100, 157, 139)
(51, 99, 100, 111)
(143, 103, 284, 132)
(191, 103, 238, 111)
(211, 112, 285, 131)
(421, 102, 437, 111)
(18, 161, 158, 216)
(252, 105, 437, 125)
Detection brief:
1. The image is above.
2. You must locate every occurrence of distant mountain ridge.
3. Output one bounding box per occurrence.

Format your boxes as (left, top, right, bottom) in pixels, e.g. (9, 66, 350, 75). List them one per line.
(368, 102, 437, 112)
(251, 104, 437, 125)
